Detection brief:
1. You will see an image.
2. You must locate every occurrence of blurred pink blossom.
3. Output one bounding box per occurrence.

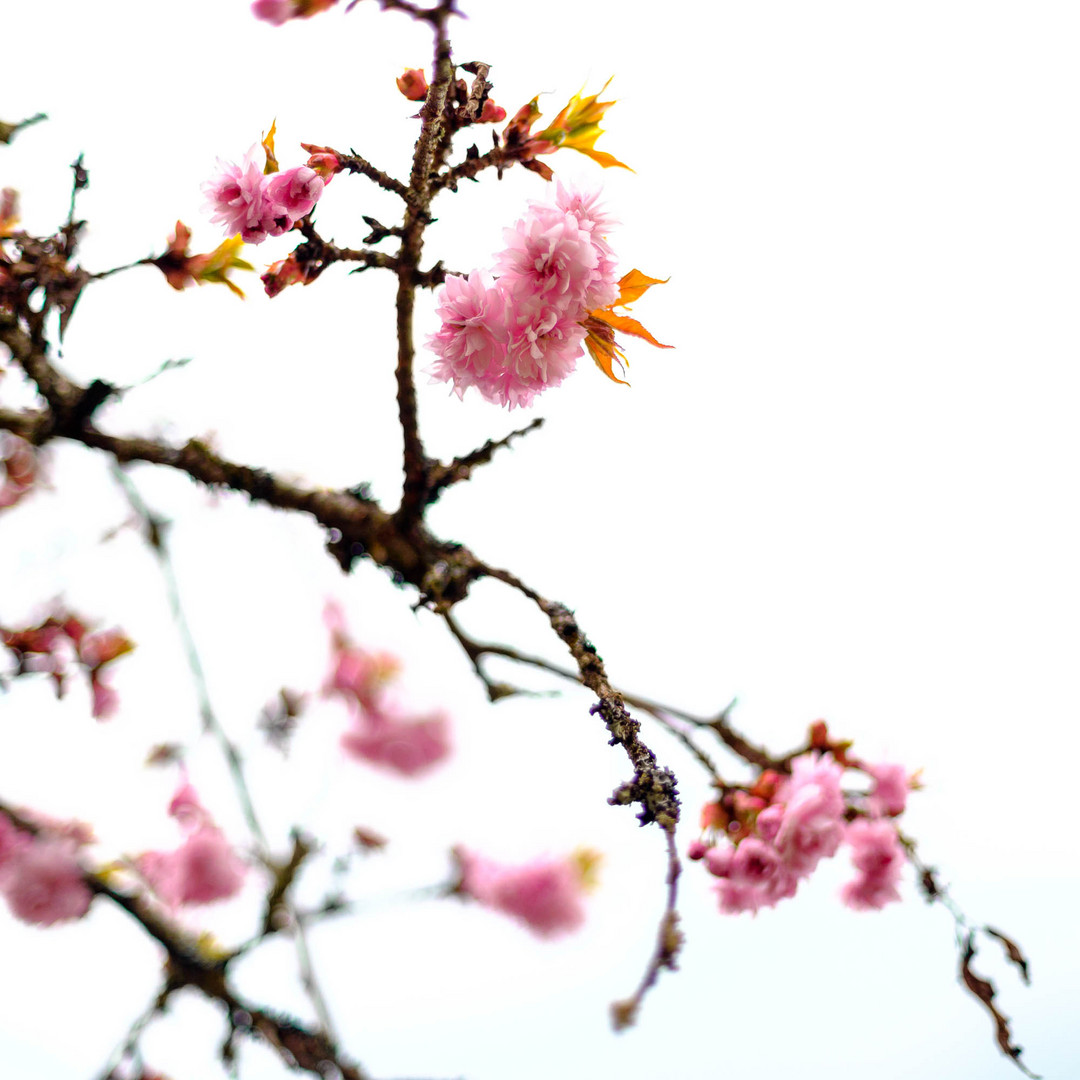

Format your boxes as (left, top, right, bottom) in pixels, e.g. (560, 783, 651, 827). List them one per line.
(455, 848, 587, 937)
(139, 826, 247, 907)
(0, 838, 92, 926)
(138, 783, 247, 907)
(840, 818, 905, 911)
(0, 813, 30, 867)
(253, 0, 338, 25)
(773, 753, 846, 876)
(866, 762, 910, 817)
(341, 707, 451, 777)
(252, 0, 292, 22)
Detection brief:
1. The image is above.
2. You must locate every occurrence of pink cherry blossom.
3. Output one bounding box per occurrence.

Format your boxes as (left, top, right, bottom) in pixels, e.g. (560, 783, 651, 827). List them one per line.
(265, 166, 323, 224)
(326, 645, 400, 713)
(715, 838, 799, 915)
(754, 803, 784, 843)
(0, 838, 92, 926)
(427, 271, 511, 399)
(138, 783, 247, 907)
(840, 818, 905, 911)
(703, 845, 733, 878)
(252, 0, 338, 24)
(203, 149, 280, 244)
(0, 433, 37, 510)
(0, 813, 30, 867)
(455, 848, 586, 938)
(90, 674, 119, 720)
(866, 761, 910, 817)
(496, 202, 606, 315)
(340, 707, 451, 777)
(139, 825, 247, 907)
(427, 185, 620, 408)
(252, 0, 292, 23)
(773, 753, 846, 876)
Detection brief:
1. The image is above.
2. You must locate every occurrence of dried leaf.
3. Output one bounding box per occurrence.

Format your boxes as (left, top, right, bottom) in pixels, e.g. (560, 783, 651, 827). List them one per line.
(960, 933, 1040, 1078)
(984, 926, 1032, 986)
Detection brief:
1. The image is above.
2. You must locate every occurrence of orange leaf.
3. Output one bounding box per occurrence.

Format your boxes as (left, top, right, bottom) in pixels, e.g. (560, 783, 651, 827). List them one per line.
(582, 316, 629, 385)
(262, 119, 279, 175)
(614, 269, 669, 308)
(591, 308, 673, 350)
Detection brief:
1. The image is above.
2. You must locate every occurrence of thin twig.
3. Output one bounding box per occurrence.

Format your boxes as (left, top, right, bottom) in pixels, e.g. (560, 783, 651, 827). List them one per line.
(110, 466, 340, 1044)
(610, 827, 683, 1031)
(426, 417, 544, 504)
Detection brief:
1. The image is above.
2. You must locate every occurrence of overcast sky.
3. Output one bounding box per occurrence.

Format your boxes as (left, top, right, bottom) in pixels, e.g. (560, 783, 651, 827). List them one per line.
(2, 2, 1078, 1078)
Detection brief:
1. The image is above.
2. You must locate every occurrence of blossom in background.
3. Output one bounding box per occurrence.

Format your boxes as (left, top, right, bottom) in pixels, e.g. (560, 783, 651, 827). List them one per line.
(0, 432, 37, 510)
(690, 746, 912, 916)
(340, 705, 451, 777)
(0, 814, 92, 927)
(1, 611, 133, 720)
(323, 600, 451, 777)
(840, 818, 905, 911)
(772, 752, 846, 876)
(252, 0, 338, 25)
(453, 847, 596, 938)
(865, 761, 912, 817)
(137, 782, 247, 907)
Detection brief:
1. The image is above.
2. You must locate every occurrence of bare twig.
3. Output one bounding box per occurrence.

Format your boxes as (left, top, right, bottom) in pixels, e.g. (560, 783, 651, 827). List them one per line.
(610, 827, 683, 1031)
(426, 417, 544, 504)
(110, 467, 340, 1044)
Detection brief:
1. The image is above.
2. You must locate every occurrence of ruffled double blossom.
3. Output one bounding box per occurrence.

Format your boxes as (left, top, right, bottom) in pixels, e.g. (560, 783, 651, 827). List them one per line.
(428, 184, 669, 408)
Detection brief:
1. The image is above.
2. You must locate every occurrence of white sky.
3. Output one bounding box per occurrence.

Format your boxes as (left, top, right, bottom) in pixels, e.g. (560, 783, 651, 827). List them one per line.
(2, 1, 1078, 1078)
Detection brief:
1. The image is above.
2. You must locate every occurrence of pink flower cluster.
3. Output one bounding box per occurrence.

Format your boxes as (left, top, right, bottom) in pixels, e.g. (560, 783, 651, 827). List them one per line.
(137, 782, 247, 907)
(0, 812, 92, 926)
(1, 611, 133, 720)
(427, 184, 619, 409)
(324, 602, 451, 777)
(689, 753, 911, 914)
(252, 0, 338, 26)
(203, 151, 323, 245)
(453, 847, 588, 938)
(0, 433, 37, 510)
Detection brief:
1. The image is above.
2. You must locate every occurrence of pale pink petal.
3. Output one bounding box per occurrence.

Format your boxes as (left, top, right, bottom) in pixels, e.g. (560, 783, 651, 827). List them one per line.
(456, 848, 586, 938)
(0, 840, 91, 926)
(341, 708, 451, 777)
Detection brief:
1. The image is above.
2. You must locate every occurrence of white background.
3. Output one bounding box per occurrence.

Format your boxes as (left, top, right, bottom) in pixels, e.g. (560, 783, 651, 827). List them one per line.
(2, 1, 1078, 1078)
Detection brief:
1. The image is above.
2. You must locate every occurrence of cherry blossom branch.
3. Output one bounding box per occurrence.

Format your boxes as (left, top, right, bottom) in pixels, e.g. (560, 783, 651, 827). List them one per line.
(473, 564, 683, 1022)
(902, 831, 1038, 1076)
(111, 465, 340, 1043)
(334, 149, 412, 202)
(610, 827, 682, 1031)
(97, 981, 170, 1080)
(391, 2, 458, 522)
(0, 799, 374, 1079)
(425, 416, 543, 504)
